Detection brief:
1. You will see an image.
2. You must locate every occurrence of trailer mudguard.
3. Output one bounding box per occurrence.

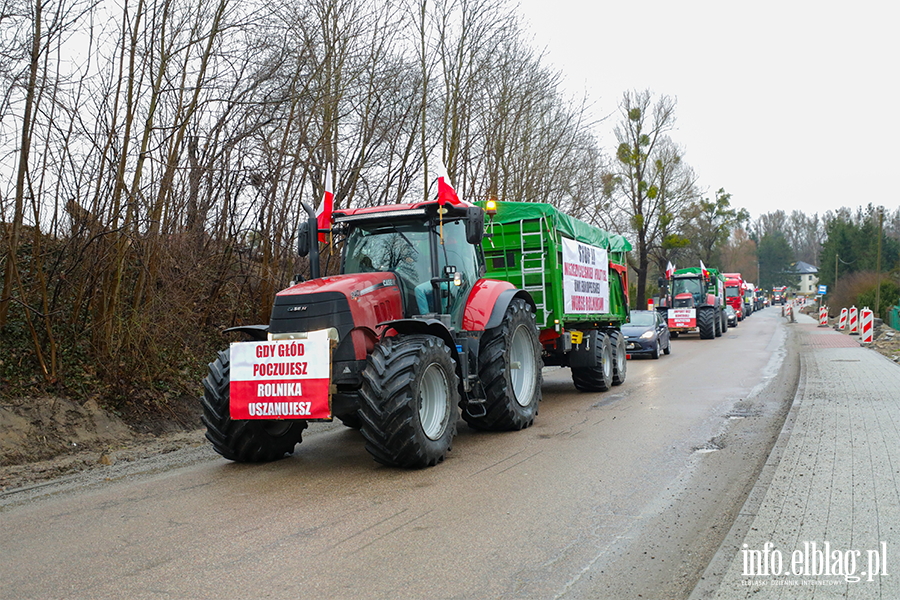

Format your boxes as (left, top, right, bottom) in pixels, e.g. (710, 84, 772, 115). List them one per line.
(569, 329, 600, 368)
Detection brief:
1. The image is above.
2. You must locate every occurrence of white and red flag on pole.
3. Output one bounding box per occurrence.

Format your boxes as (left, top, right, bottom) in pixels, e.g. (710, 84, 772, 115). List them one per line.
(434, 158, 461, 206)
(315, 164, 333, 243)
(700, 259, 709, 279)
(665, 261, 675, 279)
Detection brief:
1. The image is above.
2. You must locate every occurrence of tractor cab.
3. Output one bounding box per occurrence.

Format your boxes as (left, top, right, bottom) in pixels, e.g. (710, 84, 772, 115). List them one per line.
(671, 275, 704, 307)
(333, 202, 485, 330)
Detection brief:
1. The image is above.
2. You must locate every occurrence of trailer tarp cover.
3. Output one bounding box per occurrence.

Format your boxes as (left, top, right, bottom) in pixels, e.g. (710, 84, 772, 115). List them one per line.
(485, 201, 632, 253)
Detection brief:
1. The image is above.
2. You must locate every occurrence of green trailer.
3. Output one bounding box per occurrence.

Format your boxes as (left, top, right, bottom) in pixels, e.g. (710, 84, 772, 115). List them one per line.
(478, 200, 631, 392)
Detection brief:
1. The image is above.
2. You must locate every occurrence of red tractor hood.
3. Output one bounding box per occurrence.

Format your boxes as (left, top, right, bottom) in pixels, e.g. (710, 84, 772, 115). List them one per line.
(276, 272, 405, 334)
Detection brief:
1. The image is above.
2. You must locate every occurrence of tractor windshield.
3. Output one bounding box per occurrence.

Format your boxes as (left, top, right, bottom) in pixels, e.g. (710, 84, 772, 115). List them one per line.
(672, 277, 703, 302)
(343, 222, 431, 287)
(342, 218, 481, 324)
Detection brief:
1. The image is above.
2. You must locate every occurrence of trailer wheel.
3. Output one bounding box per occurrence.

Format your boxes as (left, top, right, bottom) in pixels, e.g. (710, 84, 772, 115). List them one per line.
(465, 298, 542, 431)
(572, 332, 613, 392)
(358, 334, 459, 468)
(698, 307, 716, 339)
(608, 330, 627, 386)
(201, 349, 307, 462)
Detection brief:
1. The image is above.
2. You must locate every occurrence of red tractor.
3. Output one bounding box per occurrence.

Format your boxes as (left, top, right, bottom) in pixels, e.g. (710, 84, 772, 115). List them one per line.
(201, 199, 542, 468)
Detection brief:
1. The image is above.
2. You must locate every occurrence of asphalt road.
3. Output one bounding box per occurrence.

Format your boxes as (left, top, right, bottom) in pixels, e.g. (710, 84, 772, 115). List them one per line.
(0, 308, 798, 600)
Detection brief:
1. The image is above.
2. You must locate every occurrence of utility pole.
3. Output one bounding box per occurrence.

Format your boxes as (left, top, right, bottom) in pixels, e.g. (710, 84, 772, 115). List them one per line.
(834, 252, 838, 296)
(875, 207, 883, 316)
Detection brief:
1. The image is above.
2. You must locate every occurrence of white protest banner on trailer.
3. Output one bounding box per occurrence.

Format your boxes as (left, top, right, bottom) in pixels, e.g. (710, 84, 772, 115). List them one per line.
(561, 237, 609, 314)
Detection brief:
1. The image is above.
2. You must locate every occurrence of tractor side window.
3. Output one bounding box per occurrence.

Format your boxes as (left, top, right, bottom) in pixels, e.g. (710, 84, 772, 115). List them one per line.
(436, 220, 480, 323)
(438, 220, 479, 289)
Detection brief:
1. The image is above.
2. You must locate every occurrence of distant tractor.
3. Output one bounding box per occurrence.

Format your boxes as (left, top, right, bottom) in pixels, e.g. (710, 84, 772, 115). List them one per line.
(658, 267, 727, 339)
(201, 198, 542, 468)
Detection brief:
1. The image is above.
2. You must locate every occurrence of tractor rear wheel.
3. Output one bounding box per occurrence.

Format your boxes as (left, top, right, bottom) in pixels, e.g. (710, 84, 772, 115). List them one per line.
(465, 298, 542, 431)
(201, 349, 307, 462)
(608, 330, 627, 386)
(358, 334, 459, 468)
(698, 307, 716, 339)
(572, 332, 613, 392)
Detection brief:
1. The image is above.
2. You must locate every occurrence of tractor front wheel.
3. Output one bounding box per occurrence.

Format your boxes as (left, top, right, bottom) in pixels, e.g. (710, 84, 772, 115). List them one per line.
(465, 298, 542, 431)
(358, 334, 459, 468)
(201, 349, 307, 462)
(698, 307, 716, 339)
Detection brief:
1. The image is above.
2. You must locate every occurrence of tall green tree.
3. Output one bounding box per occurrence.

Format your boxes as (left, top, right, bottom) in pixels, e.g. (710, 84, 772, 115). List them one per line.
(818, 208, 900, 287)
(757, 233, 794, 290)
(681, 188, 749, 265)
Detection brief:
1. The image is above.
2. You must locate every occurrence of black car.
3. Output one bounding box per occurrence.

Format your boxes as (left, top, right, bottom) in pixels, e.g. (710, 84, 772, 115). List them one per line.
(725, 305, 738, 327)
(622, 310, 671, 359)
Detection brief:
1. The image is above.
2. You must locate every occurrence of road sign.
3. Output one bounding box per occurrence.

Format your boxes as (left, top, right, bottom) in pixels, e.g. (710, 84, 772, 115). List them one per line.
(818, 284, 827, 295)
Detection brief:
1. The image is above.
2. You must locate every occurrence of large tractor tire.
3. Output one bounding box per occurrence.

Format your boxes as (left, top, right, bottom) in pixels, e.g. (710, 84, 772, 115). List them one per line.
(572, 331, 614, 392)
(201, 349, 307, 462)
(720, 309, 728, 333)
(465, 298, 542, 431)
(358, 334, 459, 468)
(608, 329, 627, 386)
(698, 307, 716, 339)
(714, 310, 722, 337)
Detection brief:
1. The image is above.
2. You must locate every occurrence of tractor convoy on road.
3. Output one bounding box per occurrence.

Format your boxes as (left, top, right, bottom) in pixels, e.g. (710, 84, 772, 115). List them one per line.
(200, 189, 764, 469)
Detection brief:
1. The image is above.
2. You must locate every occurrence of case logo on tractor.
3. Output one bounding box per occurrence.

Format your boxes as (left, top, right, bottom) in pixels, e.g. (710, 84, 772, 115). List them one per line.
(229, 334, 332, 420)
(668, 308, 696, 329)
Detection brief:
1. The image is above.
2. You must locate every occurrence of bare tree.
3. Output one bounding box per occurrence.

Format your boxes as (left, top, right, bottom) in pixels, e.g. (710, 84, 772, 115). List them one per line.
(610, 90, 682, 306)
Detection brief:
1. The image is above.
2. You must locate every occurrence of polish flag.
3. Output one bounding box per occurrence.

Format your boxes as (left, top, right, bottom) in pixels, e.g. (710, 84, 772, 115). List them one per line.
(434, 158, 461, 206)
(315, 164, 333, 242)
(665, 261, 675, 279)
(700, 259, 709, 279)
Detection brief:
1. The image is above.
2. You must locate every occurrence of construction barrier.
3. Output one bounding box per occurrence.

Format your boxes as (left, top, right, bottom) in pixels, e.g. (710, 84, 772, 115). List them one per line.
(819, 306, 828, 327)
(860, 308, 874, 343)
(838, 307, 848, 330)
(849, 305, 859, 335)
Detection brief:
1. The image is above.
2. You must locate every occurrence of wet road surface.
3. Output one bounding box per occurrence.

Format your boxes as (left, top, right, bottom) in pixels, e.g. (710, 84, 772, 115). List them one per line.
(0, 308, 798, 599)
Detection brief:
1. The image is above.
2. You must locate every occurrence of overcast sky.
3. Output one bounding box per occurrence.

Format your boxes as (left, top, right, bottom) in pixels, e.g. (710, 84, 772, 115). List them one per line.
(514, 0, 899, 221)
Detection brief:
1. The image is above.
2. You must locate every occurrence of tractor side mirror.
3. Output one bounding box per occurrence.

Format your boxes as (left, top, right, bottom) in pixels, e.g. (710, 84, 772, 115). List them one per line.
(657, 277, 666, 288)
(465, 206, 485, 245)
(297, 220, 310, 257)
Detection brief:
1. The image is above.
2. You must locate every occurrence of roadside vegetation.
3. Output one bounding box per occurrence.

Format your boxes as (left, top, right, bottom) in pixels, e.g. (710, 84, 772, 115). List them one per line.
(1, 0, 898, 434)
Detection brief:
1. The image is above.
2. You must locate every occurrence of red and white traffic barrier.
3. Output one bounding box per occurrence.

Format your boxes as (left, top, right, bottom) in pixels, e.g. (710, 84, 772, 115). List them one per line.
(860, 308, 874, 342)
(838, 307, 848, 330)
(848, 305, 859, 335)
(819, 306, 828, 327)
